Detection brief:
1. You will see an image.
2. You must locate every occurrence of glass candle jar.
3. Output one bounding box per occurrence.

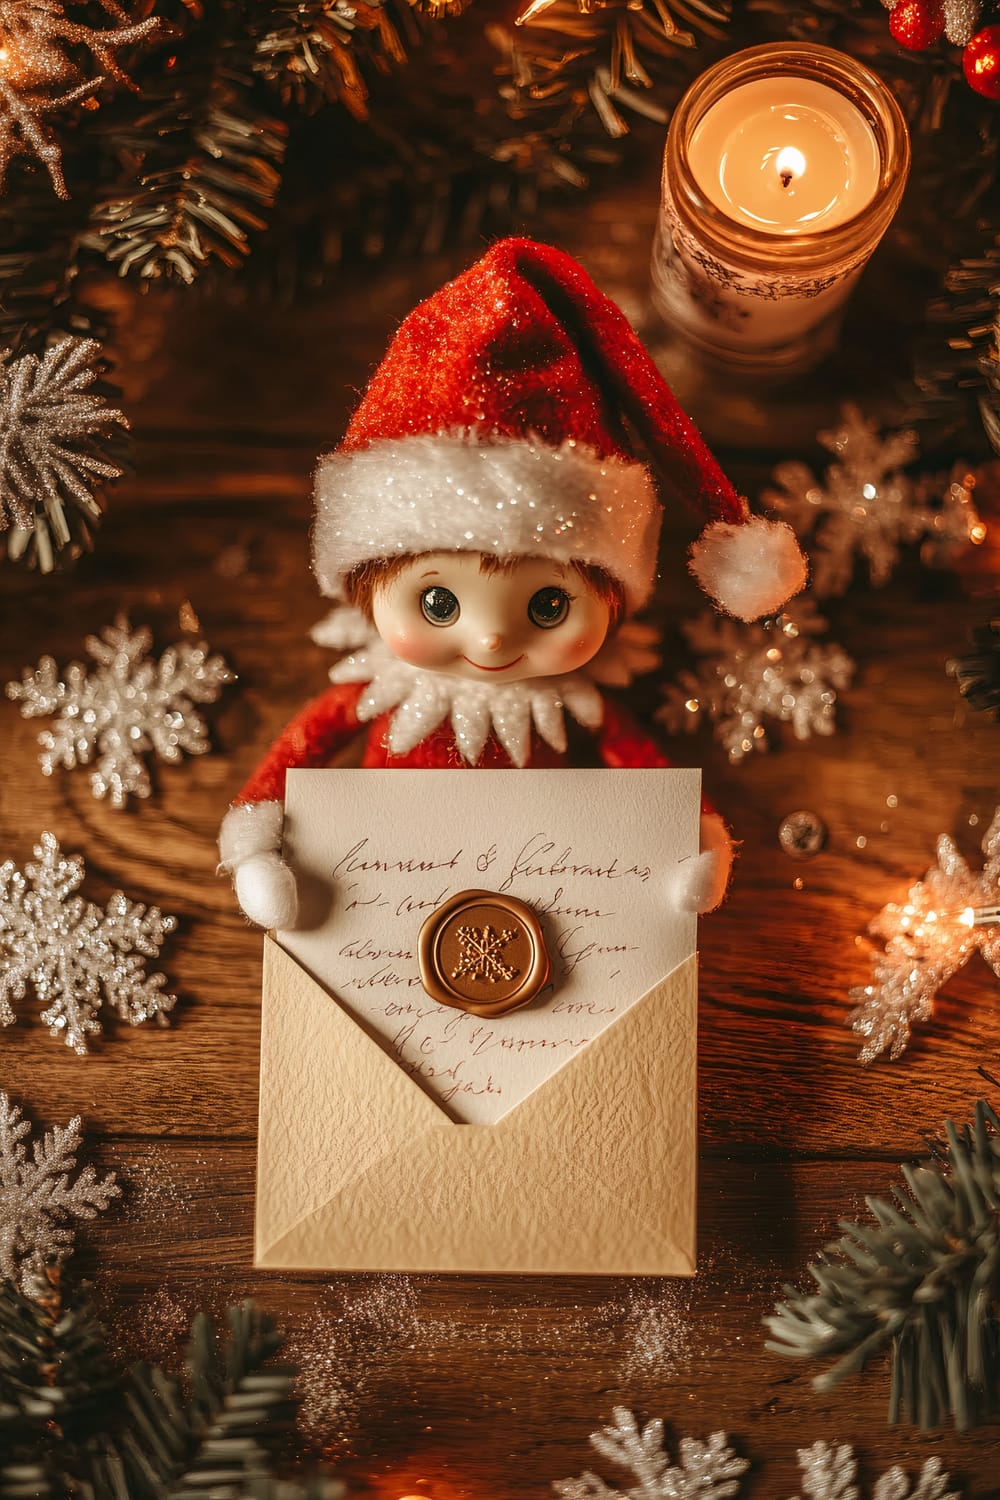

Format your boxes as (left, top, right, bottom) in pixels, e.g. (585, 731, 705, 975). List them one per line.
(650, 43, 910, 376)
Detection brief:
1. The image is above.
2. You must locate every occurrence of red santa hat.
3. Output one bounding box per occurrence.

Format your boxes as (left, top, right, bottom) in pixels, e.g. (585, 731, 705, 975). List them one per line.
(314, 238, 805, 621)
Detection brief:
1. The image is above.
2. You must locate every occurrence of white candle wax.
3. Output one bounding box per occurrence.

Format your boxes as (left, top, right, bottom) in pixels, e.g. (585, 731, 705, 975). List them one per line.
(687, 78, 880, 236)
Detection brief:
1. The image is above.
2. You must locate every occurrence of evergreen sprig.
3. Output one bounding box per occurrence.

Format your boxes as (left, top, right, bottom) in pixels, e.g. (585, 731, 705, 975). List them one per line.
(253, 0, 420, 118)
(86, 17, 286, 287)
(0, 1272, 340, 1498)
(922, 232, 1000, 454)
(948, 608, 1000, 720)
(497, 0, 730, 144)
(765, 1100, 1000, 1431)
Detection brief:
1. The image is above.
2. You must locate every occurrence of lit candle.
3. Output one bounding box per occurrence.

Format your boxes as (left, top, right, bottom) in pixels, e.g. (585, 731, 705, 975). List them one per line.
(651, 45, 910, 375)
(688, 78, 880, 235)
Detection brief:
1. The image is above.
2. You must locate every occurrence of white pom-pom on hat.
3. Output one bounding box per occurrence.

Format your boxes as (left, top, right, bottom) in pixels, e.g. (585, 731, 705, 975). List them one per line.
(689, 516, 808, 622)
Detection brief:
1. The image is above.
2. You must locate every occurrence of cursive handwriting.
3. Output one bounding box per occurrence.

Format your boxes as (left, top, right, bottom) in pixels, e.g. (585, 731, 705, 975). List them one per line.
(531, 886, 614, 920)
(340, 936, 414, 961)
(557, 924, 635, 977)
(349, 964, 424, 991)
(333, 838, 464, 879)
(499, 832, 650, 892)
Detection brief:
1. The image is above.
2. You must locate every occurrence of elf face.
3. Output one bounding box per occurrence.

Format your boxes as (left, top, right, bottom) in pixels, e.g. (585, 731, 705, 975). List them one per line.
(371, 552, 612, 683)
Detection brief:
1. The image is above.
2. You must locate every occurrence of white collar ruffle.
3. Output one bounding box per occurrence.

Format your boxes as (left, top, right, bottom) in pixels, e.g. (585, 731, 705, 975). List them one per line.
(313, 610, 659, 768)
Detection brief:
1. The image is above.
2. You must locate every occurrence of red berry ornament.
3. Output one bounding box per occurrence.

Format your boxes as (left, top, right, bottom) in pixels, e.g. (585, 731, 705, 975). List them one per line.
(963, 25, 1000, 97)
(890, 0, 946, 49)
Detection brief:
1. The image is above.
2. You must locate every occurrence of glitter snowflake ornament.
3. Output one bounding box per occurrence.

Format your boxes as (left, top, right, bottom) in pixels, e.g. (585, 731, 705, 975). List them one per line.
(0, 1091, 118, 1295)
(0, 337, 128, 571)
(7, 615, 234, 806)
(553, 1407, 749, 1499)
(763, 406, 985, 599)
(553, 1411, 960, 1500)
(850, 808, 1000, 1062)
(794, 1442, 959, 1500)
(657, 596, 854, 763)
(0, 831, 177, 1054)
(0, 0, 158, 198)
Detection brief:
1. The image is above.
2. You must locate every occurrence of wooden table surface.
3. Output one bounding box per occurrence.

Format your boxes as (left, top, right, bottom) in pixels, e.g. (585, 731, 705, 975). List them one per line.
(1, 174, 999, 1498)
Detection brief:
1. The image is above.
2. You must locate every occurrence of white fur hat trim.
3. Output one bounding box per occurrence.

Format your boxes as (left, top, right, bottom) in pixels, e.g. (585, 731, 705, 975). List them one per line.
(313, 431, 661, 613)
(689, 516, 808, 621)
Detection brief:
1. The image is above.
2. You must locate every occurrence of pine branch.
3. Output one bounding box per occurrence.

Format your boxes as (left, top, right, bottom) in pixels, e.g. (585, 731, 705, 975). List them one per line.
(85, 13, 286, 286)
(93, 1301, 301, 1497)
(0, 1266, 116, 1497)
(0, 1280, 340, 1497)
(765, 1100, 1000, 1430)
(920, 231, 1000, 454)
(497, 0, 730, 144)
(252, 0, 422, 118)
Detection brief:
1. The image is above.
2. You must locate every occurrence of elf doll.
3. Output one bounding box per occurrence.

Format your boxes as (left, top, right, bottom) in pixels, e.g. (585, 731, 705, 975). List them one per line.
(220, 238, 806, 929)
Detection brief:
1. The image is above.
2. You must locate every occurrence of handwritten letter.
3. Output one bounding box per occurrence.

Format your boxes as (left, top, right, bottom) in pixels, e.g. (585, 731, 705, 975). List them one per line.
(280, 769, 699, 1124)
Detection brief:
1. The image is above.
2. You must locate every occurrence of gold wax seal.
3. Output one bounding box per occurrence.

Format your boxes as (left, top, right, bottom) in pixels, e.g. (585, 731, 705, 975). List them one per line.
(417, 889, 550, 1017)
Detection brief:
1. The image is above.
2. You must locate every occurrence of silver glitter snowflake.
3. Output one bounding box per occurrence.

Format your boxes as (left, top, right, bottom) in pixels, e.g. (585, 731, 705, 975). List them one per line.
(0, 337, 128, 570)
(762, 406, 985, 599)
(794, 1441, 959, 1500)
(452, 925, 519, 983)
(553, 1408, 748, 1499)
(0, 1091, 118, 1296)
(657, 596, 854, 763)
(0, 0, 157, 199)
(850, 809, 1000, 1063)
(553, 1411, 960, 1500)
(0, 831, 177, 1054)
(7, 615, 234, 806)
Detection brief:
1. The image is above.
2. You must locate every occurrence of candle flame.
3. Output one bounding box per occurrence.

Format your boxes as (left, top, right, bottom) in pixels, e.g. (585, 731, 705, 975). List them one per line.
(775, 145, 806, 189)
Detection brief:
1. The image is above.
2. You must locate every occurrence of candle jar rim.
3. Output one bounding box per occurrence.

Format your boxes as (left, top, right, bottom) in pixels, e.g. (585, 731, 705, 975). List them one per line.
(666, 41, 910, 274)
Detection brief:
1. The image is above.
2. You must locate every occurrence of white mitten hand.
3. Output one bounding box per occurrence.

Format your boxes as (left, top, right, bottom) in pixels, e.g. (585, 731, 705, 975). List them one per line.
(234, 852, 299, 930)
(670, 811, 734, 914)
(219, 800, 300, 929)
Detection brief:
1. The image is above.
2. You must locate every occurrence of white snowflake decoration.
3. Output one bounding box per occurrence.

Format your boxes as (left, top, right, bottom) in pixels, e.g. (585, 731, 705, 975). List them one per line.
(850, 808, 1000, 1062)
(794, 1441, 959, 1500)
(0, 831, 177, 1055)
(762, 406, 985, 599)
(553, 1408, 748, 1499)
(7, 615, 234, 807)
(553, 1411, 961, 1500)
(0, 1091, 118, 1296)
(657, 596, 854, 763)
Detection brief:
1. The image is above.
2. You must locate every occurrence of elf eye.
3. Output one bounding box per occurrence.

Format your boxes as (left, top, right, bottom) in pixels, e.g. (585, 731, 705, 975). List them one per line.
(528, 587, 570, 629)
(420, 586, 460, 626)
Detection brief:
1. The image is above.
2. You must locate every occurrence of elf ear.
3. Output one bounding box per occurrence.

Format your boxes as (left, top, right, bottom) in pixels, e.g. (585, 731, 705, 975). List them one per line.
(689, 517, 807, 622)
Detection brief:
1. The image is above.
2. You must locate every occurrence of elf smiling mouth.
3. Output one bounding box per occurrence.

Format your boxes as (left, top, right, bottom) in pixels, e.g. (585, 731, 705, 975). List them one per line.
(461, 655, 526, 672)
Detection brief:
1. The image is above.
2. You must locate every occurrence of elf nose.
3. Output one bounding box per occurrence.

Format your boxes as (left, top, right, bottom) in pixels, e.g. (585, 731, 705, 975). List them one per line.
(481, 633, 504, 653)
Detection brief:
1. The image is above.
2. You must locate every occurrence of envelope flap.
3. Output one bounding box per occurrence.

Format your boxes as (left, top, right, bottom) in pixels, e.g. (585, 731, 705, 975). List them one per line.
(256, 937, 447, 1252)
(257, 949, 697, 1275)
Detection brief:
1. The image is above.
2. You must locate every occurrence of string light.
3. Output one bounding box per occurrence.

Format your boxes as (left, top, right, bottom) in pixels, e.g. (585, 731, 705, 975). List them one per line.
(850, 808, 1000, 1062)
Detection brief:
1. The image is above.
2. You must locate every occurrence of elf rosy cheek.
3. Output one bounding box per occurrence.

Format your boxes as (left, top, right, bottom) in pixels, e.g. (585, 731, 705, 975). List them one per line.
(384, 626, 450, 668)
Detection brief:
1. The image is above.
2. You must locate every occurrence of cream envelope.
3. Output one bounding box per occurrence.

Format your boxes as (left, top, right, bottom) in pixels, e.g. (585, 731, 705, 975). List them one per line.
(255, 768, 700, 1276)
